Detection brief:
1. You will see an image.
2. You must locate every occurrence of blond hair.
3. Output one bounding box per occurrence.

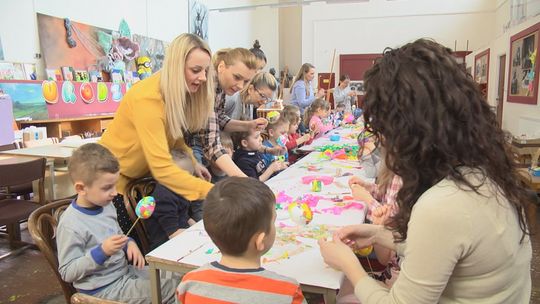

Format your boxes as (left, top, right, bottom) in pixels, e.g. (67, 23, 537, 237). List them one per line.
(160, 33, 215, 140)
(290, 63, 315, 95)
(239, 72, 277, 101)
(262, 116, 289, 141)
(281, 104, 301, 125)
(212, 48, 258, 71)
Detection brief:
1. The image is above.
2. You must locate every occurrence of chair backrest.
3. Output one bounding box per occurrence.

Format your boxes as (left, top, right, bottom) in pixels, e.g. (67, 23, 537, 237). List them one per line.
(0, 157, 46, 204)
(28, 198, 75, 303)
(124, 177, 156, 254)
(23, 137, 59, 148)
(0, 143, 17, 151)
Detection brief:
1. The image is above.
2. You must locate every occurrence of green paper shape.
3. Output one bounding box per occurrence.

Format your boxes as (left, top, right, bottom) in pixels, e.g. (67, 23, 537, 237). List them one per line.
(97, 30, 112, 53)
(119, 19, 131, 38)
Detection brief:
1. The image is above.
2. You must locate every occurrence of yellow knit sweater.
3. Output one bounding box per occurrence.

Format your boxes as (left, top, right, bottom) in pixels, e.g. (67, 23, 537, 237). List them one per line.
(100, 72, 213, 201)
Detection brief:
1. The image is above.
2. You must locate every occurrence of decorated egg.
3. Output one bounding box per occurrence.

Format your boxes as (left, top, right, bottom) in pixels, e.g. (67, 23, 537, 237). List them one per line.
(80, 82, 94, 103)
(62, 81, 76, 103)
(135, 196, 155, 219)
(354, 245, 373, 256)
(42, 80, 58, 104)
(97, 82, 108, 102)
(288, 201, 313, 225)
(267, 111, 280, 123)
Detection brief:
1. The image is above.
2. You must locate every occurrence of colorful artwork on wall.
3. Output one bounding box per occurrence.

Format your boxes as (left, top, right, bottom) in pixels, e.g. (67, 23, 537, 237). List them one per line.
(0, 82, 49, 120)
(132, 34, 167, 72)
(189, 0, 209, 41)
(0, 80, 128, 120)
(0, 36, 4, 60)
(37, 14, 166, 78)
(37, 13, 109, 71)
(508, 22, 540, 104)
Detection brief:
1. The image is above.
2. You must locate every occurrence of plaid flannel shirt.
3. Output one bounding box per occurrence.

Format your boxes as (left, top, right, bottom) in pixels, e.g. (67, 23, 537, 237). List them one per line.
(197, 89, 231, 162)
(367, 175, 402, 219)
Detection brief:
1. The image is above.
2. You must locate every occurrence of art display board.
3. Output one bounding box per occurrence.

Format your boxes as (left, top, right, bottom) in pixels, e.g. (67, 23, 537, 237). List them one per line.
(0, 80, 127, 120)
(147, 128, 372, 290)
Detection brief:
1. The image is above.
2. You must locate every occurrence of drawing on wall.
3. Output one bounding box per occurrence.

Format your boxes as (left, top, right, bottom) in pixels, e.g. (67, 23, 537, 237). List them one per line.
(0, 82, 48, 120)
(474, 49, 489, 84)
(132, 34, 167, 72)
(189, 0, 209, 41)
(508, 22, 540, 104)
(0, 36, 4, 60)
(349, 80, 364, 93)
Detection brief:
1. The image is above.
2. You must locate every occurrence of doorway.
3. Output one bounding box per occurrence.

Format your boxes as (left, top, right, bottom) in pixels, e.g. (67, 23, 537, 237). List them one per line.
(496, 54, 506, 127)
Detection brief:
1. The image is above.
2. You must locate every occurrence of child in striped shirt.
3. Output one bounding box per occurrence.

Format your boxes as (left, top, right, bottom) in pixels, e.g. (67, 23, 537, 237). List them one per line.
(176, 177, 307, 304)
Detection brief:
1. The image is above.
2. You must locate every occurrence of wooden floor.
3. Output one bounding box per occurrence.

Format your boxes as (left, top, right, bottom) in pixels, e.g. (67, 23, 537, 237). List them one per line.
(0, 211, 539, 304)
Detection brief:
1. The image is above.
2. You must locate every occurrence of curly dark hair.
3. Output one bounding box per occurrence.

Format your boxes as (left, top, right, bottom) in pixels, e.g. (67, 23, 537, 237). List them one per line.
(362, 39, 531, 242)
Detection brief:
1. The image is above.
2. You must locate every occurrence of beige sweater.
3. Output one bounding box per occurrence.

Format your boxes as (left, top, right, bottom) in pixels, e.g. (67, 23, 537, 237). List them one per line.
(355, 171, 532, 303)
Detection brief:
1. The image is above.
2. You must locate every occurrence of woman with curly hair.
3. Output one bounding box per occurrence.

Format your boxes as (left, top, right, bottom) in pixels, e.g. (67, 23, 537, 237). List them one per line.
(319, 39, 532, 303)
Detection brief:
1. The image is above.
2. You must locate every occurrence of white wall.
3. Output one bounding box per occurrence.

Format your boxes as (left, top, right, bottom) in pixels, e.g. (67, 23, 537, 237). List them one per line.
(279, 6, 302, 75)
(302, 0, 496, 78)
(0, 0, 188, 78)
(466, 2, 540, 137)
(208, 6, 279, 70)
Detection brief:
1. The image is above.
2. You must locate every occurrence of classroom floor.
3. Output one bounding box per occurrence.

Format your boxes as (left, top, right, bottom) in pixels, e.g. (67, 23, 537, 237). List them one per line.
(0, 211, 539, 304)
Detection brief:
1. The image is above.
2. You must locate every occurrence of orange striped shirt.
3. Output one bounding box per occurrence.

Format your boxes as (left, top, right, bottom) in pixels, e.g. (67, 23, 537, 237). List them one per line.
(176, 262, 307, 304)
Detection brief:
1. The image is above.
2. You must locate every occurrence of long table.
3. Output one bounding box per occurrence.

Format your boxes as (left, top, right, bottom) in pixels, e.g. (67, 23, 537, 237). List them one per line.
(146, 126, 369, 304)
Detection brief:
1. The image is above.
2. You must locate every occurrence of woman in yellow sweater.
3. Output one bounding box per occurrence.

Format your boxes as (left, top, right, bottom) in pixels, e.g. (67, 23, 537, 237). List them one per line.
(100, 33, 214, 233)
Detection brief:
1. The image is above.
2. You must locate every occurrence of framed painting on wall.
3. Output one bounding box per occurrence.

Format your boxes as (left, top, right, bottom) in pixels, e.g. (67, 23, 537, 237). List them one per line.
(189, 0, 209, 41)
(474, 49, 489, 99)
(507, 22, 540, 104)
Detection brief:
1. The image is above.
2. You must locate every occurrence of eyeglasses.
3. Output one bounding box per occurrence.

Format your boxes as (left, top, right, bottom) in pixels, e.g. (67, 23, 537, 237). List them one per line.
(254, 87, 272, 103)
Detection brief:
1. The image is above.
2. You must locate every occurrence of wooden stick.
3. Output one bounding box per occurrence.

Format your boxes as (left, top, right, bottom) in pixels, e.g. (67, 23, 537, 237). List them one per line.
(126, 217, 140, 236)
(327, 49, 337, 102)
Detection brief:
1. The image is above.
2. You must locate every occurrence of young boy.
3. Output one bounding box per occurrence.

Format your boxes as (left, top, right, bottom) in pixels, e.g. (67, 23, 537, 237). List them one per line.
(57, 143, 176, 303)
(176, 177, 307, 304)
(146, 148, 201, 250)
(233, 129, 288, 182)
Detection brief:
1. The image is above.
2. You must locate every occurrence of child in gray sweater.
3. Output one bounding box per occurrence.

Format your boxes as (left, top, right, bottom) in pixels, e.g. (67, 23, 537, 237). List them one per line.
(56, 143, 176, 303)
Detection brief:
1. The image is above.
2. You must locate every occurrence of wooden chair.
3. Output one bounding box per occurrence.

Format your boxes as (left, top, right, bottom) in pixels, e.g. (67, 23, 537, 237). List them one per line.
(0, 143, 34, 199)
(0, 157, 46, 256)
(28, 199, 124, 304)
(124, 177, 156, 254)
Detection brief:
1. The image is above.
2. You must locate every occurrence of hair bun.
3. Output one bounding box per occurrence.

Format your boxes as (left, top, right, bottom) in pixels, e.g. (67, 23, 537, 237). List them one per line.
(253, 40, 261, 49)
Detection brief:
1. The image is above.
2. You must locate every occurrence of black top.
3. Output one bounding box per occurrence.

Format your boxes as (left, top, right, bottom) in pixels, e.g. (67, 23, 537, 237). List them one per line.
(232, 149, 267, 179)
(145, 183, 191, 250)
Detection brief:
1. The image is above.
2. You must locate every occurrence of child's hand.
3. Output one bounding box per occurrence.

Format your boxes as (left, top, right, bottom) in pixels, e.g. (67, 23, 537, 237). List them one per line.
(266, 146, 286, 156)
(310, 124, 320, 135)
(301, 133, 311, 142)
(269, 160, 288, 173)
(350, 184, 374, 205)
(348, 176, 370, 188)
(194, 163, 212, 181)
(126, 240, 145, 269)
(371, 205, 392, 225)
(102, 235, 128, 256)
(316, 89, 326, 98)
